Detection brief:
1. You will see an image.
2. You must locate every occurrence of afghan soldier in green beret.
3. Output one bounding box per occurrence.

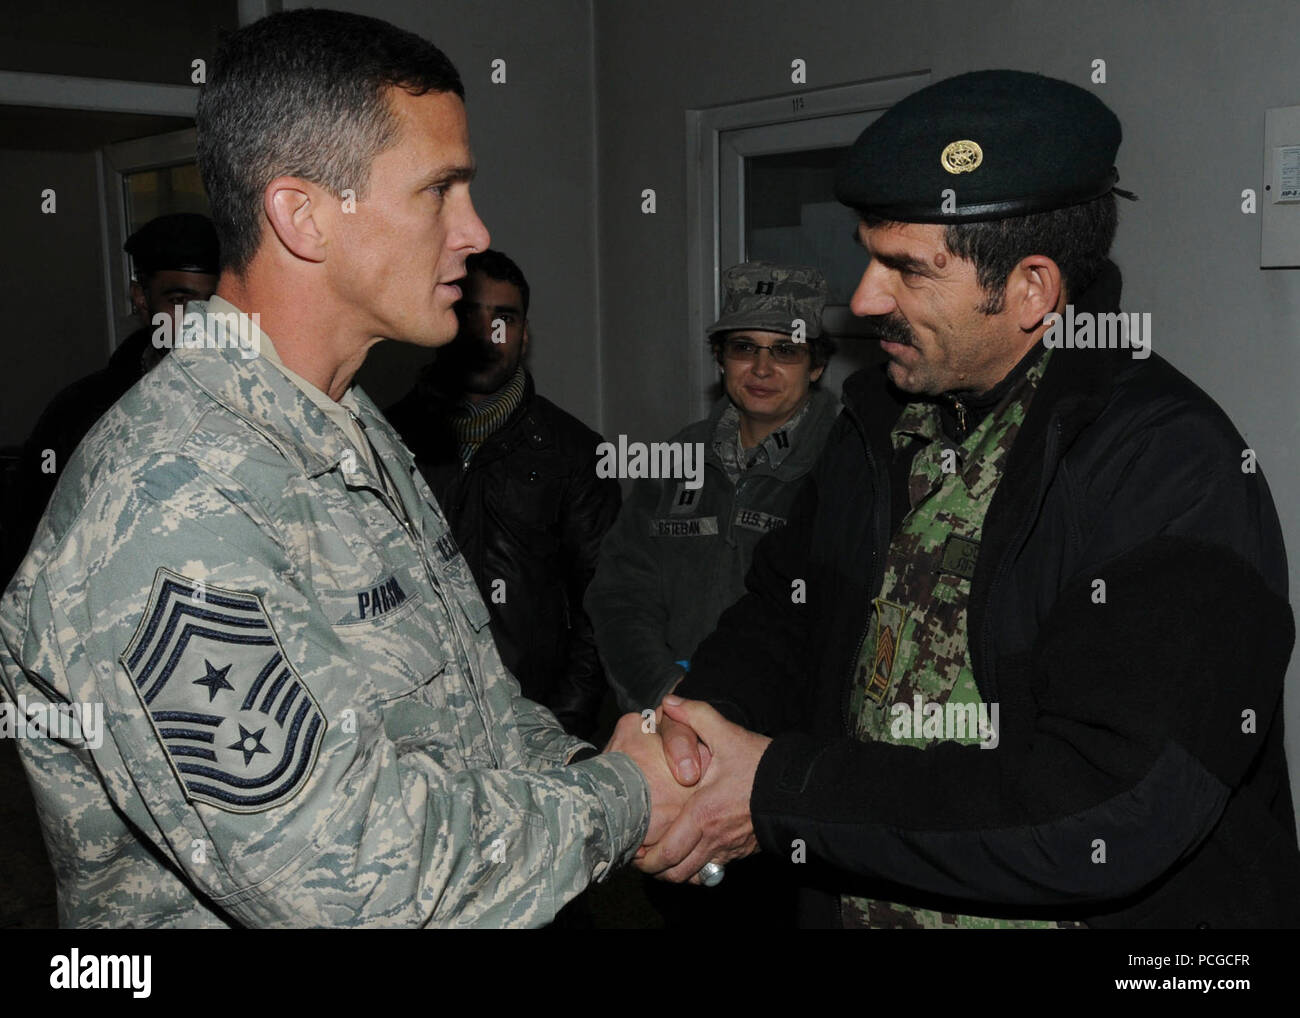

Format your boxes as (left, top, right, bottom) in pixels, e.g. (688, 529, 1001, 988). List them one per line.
(638, 70, 1297, 929)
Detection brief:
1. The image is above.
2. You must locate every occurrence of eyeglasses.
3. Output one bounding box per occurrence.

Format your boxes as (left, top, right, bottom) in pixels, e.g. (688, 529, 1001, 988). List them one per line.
(722, 338, 810, 364)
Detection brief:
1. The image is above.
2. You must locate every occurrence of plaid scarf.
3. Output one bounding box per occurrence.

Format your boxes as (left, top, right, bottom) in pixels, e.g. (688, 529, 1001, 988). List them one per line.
(448, 365, 527, 467)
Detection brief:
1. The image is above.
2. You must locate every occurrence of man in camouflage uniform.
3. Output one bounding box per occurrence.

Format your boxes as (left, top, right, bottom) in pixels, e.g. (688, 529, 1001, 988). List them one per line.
(638, 71, 1297, 928)
(0, 9, 688, 928)
(839, 347, 1072, 928)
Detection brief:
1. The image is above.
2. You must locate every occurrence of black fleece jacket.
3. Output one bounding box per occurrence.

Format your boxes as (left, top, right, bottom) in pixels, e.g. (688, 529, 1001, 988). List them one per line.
(386, 372, 620, 740)
(679, 261, 1298, 928)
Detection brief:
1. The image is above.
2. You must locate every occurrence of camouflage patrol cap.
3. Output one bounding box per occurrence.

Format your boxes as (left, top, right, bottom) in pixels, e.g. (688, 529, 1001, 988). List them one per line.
(124, 212, 220, 275)
(706, 261, 829, 339)
(835, 70, 1128, 223)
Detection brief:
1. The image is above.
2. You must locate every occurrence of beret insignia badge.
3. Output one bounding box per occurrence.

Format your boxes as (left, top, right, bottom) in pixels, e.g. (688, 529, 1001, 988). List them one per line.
(940, 140, 983, 174)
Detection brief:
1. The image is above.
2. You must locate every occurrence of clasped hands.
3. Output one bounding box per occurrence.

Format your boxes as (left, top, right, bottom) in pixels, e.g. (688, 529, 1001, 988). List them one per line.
(604, 695, 772, 884)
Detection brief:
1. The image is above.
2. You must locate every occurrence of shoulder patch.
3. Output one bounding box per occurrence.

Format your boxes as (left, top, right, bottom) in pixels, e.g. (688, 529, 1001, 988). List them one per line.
(120, 568, 326, 814)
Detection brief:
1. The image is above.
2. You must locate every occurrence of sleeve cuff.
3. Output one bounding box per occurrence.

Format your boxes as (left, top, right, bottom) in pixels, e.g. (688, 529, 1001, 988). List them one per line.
(566, 752, 652, 873)
(750, 731, 832, 853)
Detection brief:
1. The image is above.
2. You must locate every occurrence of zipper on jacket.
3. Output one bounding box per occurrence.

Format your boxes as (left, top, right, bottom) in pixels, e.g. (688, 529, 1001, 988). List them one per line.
(828, 401, 888, 931)
(349, 410, 411, 527)
(975, 417, 1062, 703)
(947, 395, 970, 440)
(838, 403, 888, 741)
(831, 402, 889, 931)
(402, 504, 500, 766)
(348, 413, 497, 760)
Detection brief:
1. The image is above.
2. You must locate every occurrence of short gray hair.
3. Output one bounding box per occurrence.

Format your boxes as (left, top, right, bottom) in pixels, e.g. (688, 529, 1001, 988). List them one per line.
(197, 9, 464, 275)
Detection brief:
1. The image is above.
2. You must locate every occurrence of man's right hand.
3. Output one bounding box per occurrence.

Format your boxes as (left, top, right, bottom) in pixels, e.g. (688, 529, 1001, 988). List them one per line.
(604, 712, 692, 846)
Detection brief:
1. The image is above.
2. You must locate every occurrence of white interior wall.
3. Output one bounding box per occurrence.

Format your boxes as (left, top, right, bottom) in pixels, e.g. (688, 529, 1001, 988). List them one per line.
(311, 0, 604, 422)
(0, 148, 107, 446)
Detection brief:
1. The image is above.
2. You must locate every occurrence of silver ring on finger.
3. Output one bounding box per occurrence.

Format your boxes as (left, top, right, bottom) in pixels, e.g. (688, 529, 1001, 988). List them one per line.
(697, 861, 726, 887)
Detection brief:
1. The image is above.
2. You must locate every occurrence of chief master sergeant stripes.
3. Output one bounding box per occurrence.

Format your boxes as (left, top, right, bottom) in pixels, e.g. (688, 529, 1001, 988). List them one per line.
(0, 9, 676, 928)
(122, 569, 323, 813)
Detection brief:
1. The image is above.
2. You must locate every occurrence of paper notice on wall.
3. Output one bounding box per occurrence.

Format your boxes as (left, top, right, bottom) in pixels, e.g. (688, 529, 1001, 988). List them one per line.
(1279, 145, 1300, 201)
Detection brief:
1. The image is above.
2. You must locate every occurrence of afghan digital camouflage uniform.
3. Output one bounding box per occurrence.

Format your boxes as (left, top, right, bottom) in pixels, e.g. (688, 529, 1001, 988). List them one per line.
(0, 302, 649, 928)
(843, 350, 1079, 929)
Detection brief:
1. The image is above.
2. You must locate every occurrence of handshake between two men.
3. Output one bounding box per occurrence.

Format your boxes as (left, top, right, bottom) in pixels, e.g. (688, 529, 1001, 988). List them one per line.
(604, 696, 773, 884)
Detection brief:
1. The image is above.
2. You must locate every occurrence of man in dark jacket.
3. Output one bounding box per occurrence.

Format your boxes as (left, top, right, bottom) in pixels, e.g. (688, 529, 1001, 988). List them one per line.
(386, 249, 619, 740)
(22, 214, 219, 487)
(636, 70, 1298, 928)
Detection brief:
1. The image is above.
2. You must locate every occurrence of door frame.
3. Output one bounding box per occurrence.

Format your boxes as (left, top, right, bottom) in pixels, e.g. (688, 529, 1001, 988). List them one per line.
(0, 1, 274, 347)
(0, 70, 199, 346)
(100, 128, 203, 348)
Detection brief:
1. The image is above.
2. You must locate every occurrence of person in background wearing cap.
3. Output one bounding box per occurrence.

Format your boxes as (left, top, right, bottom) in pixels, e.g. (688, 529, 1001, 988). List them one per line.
(122, 211, 223, 376)
(7, 213, 220, 580)
(637, 71, 1296, 928)
(587, 260, 840, 925)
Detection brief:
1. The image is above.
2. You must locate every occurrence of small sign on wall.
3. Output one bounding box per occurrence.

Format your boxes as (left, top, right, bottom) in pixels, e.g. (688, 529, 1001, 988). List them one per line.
(1262, 106, 1300, 267)
(1275, 145, 1300, 202)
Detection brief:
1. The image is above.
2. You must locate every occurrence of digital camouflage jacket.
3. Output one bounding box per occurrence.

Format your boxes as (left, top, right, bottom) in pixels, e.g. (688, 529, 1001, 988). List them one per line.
(0, 303, 649, 928)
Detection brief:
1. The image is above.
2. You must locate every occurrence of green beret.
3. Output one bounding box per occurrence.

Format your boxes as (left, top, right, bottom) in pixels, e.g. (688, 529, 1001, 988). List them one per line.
(124, 213, 220, 275)
(835, 70, 1124, 223)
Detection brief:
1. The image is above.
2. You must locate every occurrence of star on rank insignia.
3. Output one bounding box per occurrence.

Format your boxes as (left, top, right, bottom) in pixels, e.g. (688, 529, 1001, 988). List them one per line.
(120, 567, 326, 814)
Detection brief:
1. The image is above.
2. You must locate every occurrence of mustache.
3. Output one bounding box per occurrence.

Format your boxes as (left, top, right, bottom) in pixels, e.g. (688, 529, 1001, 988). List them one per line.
(864, 313, 916, 346)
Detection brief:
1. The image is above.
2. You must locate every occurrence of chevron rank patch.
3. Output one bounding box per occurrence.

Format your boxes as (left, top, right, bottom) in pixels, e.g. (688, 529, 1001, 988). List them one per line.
(120, 568, 326, 814)
(865, 597, 906, 706)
